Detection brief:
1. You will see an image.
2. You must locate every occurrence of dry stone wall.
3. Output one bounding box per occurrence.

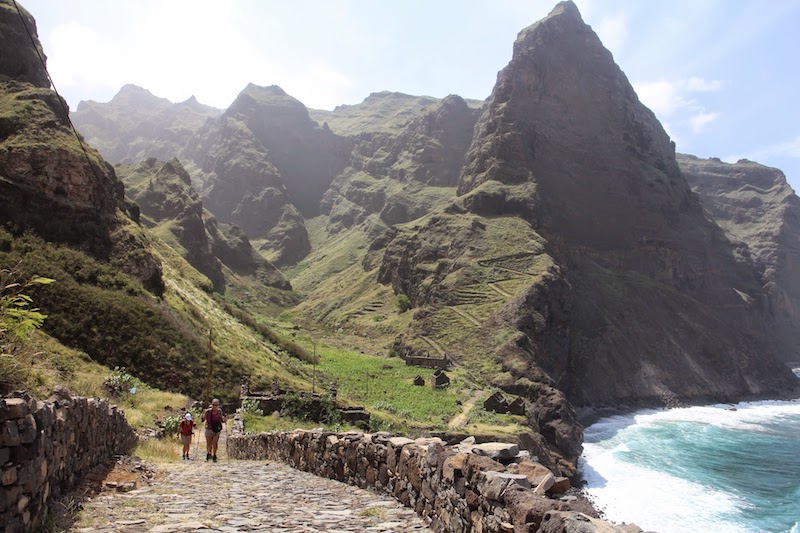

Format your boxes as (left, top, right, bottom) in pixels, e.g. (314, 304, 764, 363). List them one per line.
(0, 391, 137, 532)
(228, 429, 641, 533)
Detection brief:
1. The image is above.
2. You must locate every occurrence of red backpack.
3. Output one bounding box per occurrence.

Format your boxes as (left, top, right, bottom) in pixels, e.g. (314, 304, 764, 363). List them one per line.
(179, 419, 193, 435)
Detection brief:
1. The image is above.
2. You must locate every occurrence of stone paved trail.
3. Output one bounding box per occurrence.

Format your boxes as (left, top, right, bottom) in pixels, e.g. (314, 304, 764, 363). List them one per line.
(73, 452, 430, 532)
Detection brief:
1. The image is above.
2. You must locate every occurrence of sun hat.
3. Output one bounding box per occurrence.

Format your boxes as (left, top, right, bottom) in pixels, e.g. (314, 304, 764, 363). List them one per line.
(185, 413, 192, 420)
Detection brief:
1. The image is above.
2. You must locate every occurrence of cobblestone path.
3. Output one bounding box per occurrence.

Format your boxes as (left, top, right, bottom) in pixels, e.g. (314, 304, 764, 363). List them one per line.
(73, 454, 430, 532)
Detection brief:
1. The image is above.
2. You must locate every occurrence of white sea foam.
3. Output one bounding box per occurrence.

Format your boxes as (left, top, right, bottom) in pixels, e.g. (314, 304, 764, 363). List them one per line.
(790, 522, 799, 533)
(621, 398, 800, 434)
(582, 399, 800, 533)
(582, 439, 743, 533)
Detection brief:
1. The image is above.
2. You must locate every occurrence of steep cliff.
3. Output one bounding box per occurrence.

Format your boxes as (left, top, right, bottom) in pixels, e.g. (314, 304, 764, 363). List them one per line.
(381, 1, 798, 409)
(0, 1, 164, 293)
(320, 93, 480, 233)
(72, 84, 221, 165)
(116, 157, 291, 291)
(182, 84, 351, 264)
(680, 154, 800, 363)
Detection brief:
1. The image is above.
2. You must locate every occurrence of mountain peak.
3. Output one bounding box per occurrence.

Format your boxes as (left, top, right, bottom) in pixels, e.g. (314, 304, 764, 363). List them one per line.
(117, 83, 156, 97)
(110, 84, 171, 109)
(243, 83, 287, 97)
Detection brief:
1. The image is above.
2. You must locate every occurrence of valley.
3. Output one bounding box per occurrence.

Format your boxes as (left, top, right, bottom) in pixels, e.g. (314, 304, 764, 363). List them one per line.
(2, 0, 799, 507)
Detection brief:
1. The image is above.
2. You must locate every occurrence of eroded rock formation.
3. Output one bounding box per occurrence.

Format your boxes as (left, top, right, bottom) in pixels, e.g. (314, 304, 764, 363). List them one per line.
(680, 154, 800, 363)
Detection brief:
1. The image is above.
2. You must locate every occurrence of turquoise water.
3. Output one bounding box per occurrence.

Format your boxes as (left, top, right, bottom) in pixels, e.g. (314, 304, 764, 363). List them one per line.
(581, 398, 800, 533)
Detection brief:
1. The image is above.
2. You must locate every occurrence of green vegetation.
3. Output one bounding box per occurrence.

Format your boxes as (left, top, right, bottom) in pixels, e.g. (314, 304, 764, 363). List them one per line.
(280, 391, 340, 424)
(308, 92, 439, 136)
(315, 347, 461, 428)
(395, 293, 411, 312)
(0, 83, 102, 165)
(132, 438, 182, 463)
(0, 266, 53, 344)
(215, 296, 317, 364)
(239, 398, 264, 416)
(241, 412, 325, 434)
(2, 230, 207, 393)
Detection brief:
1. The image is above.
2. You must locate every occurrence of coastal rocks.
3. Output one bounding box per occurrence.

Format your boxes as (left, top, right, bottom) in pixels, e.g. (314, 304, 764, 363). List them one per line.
(228, 429, 622, 532)
(539, 511, 643, 533)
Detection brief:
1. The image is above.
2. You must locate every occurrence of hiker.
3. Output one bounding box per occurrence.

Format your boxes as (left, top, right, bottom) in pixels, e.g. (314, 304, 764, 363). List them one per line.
(178, 412, 195, 460)
(201, 398, 226, 462)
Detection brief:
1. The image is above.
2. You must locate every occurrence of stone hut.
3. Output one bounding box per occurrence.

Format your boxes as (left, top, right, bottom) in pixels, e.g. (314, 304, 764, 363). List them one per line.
(413, 375, 425, 386)
(483, 391, 509, 413)
(508, 397, 527, 416)
(431, 369, 450, 389)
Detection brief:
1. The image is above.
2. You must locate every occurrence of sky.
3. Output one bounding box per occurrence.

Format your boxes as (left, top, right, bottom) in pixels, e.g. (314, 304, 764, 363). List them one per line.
(20, 0, 800, 189)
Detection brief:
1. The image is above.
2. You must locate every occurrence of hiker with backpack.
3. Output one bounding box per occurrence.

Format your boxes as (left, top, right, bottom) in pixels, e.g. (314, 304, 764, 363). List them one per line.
(201, 398, 226, 462)
(178, 413, 195, 460)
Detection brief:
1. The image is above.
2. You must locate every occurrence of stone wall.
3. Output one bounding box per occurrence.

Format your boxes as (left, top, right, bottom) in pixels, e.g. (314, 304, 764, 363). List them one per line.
(1, 391, 137, 531)
(228, 430, 641, 532)
(404, 355, 450, 370)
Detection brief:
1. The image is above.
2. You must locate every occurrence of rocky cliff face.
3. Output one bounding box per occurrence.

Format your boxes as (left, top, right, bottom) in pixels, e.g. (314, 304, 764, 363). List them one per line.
(0, 0, 163, 293)
(320, 93, 480, 233)
(181, 84, 350, 265)
(381, 1, 798, 410)
(0, 2, 49, 87)
(117, 158, 291, 291)
(72, 84, 221, 165)
(680, 154, 800, 363)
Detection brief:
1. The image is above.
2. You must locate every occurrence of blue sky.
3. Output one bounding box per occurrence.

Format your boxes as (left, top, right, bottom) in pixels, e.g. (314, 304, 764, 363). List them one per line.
(21, 0, 800, 188)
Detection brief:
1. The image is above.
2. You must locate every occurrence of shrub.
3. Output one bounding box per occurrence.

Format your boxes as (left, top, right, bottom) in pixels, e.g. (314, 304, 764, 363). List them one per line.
(0, 266, 53, 344)
(0, 230, 212, 397)
(281, 392, 341, 424)
(240, 398, 264, 416)
(102, 366, 142, 397)
(160, 414, 182, 438)
(395, 294, 412, 313)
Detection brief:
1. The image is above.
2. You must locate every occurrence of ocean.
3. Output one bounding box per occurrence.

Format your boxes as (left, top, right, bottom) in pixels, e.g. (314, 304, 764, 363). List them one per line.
(581, 381, 800, 532)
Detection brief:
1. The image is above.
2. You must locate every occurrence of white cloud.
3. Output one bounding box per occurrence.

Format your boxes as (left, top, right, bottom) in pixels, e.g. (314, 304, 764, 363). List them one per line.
(281, 65, 356, 111)
(727, 136, 800, 163)
(633, 80, 690, 117)
(43, 1, 355, 110)
(689, 111, 719, 133)
(594, 11, 629, 56)
(632, 77, 723, 146)
(686, 76, 722, 92)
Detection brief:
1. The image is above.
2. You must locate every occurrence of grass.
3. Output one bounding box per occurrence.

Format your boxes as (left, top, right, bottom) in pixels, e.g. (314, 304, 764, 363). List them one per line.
(314, 346, 462, 428)
(132, 437, 183, 463)
(358, 507, 388, 519)
(241, 412, 333, 433)
(308, 92, 440, 136)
